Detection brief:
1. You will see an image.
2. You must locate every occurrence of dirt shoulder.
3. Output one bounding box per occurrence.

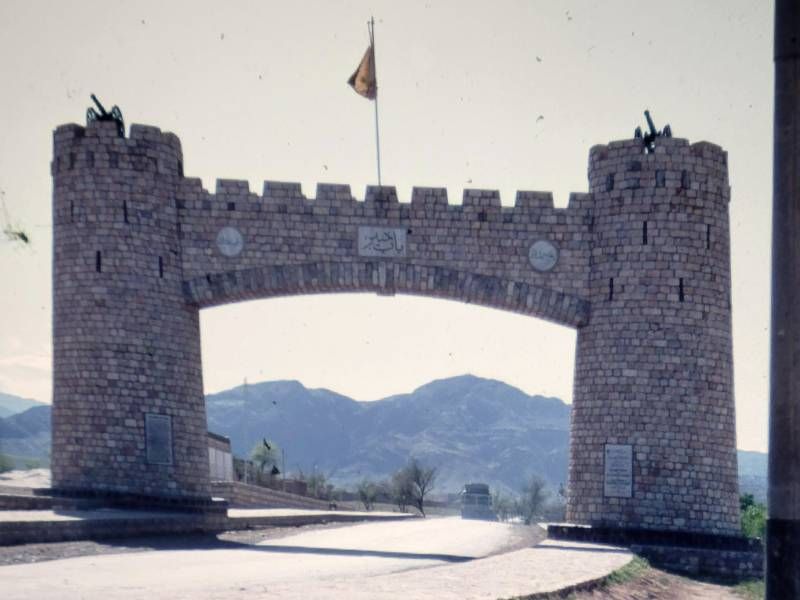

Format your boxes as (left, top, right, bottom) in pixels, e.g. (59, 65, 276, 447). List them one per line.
(529, 561, 761, 600)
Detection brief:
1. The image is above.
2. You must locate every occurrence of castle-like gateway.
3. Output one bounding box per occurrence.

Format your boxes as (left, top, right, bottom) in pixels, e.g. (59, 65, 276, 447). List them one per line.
(51, 118, 740, 533)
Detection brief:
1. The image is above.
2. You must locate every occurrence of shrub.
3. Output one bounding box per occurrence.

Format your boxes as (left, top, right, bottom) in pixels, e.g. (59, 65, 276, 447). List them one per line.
(0, 453, 13, 473)
(741, 502, 766, 540)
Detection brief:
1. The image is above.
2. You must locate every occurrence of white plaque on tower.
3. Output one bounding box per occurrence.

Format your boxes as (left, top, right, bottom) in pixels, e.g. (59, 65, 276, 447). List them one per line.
(604, 444, 633, 498)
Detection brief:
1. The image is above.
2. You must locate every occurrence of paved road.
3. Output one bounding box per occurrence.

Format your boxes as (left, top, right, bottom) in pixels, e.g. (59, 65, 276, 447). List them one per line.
(1, 517, 631, 600)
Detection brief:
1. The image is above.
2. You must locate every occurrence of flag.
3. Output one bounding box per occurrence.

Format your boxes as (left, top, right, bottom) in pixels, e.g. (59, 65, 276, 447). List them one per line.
(348, 44, 377, 99)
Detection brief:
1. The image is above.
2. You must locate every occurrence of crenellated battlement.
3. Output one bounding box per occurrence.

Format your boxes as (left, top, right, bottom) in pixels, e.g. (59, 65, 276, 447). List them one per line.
(588, 136, 725, 161)
(588, 137, 729, 202)
(54, 120, 183, 151)
(177, 177, 589, 224)
(52, 120, 183, 179)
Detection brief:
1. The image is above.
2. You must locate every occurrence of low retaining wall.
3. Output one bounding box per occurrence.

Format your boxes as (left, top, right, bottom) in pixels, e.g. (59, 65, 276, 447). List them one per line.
(630, 543, 763, 579)
(547, 524, 764, 579)
(0, 493, 55, 510)
(0, 512, 226, 546)
(226, 511, 414, 530)
(211, 481, 332, 510)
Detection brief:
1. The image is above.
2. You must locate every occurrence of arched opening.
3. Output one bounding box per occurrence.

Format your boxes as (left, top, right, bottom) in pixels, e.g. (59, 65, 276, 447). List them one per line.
(199, 292, 576, 496)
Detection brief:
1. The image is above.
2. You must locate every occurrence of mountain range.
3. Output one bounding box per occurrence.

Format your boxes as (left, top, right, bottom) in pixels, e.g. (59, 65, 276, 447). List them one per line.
(0, 396, 50, 465)
(0, 392, 44, 419)
(206, 375, 570, 493)
(0, 377, 767, 498)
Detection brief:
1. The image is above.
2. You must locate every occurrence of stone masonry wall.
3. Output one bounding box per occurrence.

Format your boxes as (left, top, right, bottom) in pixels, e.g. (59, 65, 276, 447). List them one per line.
(51, 118, 739, 534)
(177, 182, 593, 327)
(210, 480, 331, 510)
(52, 120, 209, 500)
(568, 138, 739, 533)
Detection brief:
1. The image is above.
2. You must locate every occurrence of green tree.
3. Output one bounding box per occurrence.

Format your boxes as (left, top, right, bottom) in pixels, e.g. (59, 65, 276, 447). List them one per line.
(740, 494, 766, 539)
(739, 493, 756, 511)
(250, 439, 281, 479)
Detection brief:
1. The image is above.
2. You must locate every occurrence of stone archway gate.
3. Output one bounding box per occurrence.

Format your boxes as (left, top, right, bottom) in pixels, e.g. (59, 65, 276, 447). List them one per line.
(51, 118, 740, 534)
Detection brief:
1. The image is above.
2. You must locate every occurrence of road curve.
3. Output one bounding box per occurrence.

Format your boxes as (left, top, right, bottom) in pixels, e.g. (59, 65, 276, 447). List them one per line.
(1, 517, 542, 600)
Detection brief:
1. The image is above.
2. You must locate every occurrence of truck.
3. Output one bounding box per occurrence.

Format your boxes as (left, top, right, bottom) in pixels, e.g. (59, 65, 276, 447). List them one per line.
(459, 482, 497, 520)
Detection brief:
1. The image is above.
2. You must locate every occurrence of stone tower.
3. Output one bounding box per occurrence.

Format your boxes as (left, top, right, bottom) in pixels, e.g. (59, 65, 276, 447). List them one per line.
(568, 137, 740, 534)
(51, 120, 210, 501)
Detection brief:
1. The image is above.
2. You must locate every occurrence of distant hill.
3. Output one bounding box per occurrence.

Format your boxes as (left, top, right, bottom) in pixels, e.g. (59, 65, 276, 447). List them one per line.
(738, 450, 768, 477)
(207, 375, 571, 493)
(0, 405, 51, 464)
(1, 378, 768, 497)
(737, 450, 768, 503)
(0, 392, 45, 419)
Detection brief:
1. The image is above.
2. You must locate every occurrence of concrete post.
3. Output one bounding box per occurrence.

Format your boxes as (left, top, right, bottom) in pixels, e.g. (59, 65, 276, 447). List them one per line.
(768, 0, 800, 596)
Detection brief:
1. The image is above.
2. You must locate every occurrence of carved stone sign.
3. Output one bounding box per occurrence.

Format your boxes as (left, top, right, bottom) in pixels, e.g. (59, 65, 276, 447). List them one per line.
(604, 444, 633, 498)
(358, 226, 407, 258)
(216, 226, 244, 257)
(145, 414, 173, 465)
(529, 240, 558, 271)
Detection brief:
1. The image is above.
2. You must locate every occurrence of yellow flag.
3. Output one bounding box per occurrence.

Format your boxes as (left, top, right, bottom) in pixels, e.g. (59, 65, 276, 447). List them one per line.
(348, 44, 377, 99)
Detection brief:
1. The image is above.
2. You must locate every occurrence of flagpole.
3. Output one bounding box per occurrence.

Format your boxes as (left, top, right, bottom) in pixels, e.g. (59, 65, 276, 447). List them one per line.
(370, 17, 382, 188)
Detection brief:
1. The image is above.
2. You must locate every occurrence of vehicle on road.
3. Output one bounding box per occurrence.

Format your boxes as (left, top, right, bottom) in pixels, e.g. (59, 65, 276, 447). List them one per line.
(459, 482, 497, 520)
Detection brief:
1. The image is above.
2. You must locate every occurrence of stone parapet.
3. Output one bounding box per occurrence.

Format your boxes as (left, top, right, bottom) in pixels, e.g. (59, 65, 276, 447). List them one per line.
(211, 481, 332, 510)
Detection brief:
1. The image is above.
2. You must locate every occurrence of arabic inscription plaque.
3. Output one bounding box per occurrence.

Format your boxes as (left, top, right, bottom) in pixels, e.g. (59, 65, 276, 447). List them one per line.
(529, 240, 559, 271)
(358, 226, 407, 258)
(216, 227, 244, 257)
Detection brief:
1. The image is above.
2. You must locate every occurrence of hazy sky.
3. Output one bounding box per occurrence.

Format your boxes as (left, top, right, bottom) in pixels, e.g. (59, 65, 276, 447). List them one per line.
(0, 1, 772, 452)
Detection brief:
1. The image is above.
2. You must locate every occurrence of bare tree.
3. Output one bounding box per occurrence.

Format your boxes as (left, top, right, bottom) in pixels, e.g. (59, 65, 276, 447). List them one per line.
(357, 479, 379, 511)
(517, 475, 549, 525)
(409, 458, 437, 517)
(306, 471, 332, 500)
(390, 468, 414, 512)
(390, 459, 438, 516)
(492, 490, 513, 521)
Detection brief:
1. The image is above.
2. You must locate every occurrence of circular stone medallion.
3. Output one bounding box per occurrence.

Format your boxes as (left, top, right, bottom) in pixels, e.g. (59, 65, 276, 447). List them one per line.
(528, 240, 558, 272)
(216, 226, 244, 257)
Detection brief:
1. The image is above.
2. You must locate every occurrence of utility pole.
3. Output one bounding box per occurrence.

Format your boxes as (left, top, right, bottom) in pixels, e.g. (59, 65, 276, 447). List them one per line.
(768, 0, 800, 596)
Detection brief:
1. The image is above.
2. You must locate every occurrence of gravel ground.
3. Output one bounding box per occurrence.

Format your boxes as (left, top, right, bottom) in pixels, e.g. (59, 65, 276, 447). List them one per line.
(0, 468, 51, 489)
(533, 564, 758, 600)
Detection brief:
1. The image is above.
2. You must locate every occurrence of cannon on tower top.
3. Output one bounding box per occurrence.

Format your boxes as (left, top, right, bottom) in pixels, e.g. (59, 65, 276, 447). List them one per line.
(86, 94, 124, 137)
(634, 110, 672, 153)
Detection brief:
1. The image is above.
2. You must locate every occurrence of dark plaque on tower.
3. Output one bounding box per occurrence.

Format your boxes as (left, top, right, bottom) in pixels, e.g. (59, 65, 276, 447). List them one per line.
(145, 414, 174, 465)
